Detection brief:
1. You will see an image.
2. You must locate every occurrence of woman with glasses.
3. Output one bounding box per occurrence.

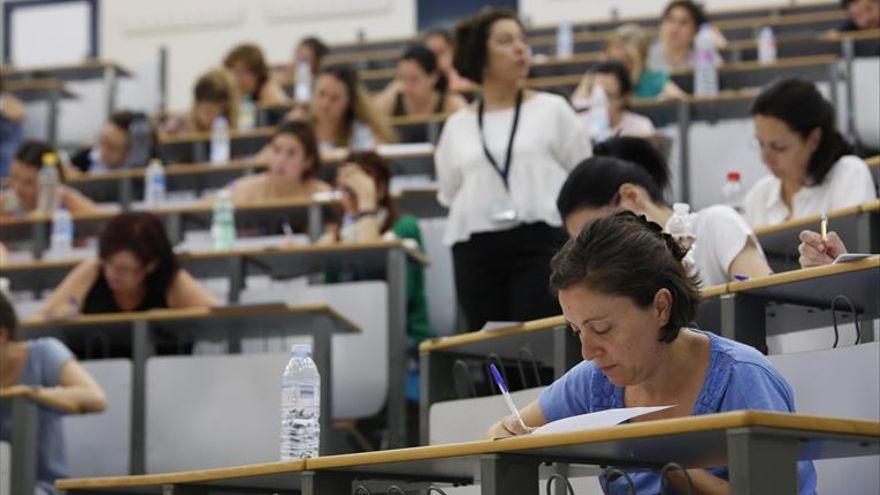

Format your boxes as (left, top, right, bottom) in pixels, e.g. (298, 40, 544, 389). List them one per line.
(40, 212, 217, 319)
(744, 78, 876, 228)
(435, 9, 592, 331)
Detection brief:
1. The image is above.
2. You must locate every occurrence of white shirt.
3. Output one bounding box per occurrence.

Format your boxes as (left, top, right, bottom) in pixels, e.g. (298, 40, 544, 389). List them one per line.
(435, 92, 592, 245)
(614, 111, 656, 137)
(743, 155, 877, 228)
(677, 205, 762, 288)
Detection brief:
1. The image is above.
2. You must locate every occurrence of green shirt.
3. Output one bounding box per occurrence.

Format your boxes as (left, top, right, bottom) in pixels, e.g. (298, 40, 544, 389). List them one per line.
(634, 70, 670, 98)
(391, 215, 435, 343)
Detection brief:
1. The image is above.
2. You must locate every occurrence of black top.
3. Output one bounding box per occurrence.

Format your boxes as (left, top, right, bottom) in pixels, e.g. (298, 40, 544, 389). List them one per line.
(392, 91, 446, 144)
(82, 270, 169, 314)
(70, 147, 95, 173)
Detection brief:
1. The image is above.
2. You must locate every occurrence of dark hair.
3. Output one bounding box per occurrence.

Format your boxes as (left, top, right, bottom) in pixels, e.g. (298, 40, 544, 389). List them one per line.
(14, 140, 66, 182)
(662, 0, 708, 27)
(557, 151, 669, 219)
(550, 210, 700, 342)
(591, 60, 633, 97)
(224, 43, 270, 99)
(342, 151, 398, 232)
(593, 136, 671, 190)
(0, 291, 18, 341)
(453, 8, 523, 83)
(194, 70, 233, 104)
(841, 0, 857, 7)
(400, 43, 448, 93)
(273, 120, 322, 179)
(297, 37, 329, 71)
(425, 28, 453, 45)
(98, 212, 179, 297)
(751, 78, 852, 185)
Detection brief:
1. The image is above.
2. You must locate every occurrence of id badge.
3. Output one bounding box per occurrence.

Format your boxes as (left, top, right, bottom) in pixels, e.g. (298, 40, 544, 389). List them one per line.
(487, 197, 518, 224)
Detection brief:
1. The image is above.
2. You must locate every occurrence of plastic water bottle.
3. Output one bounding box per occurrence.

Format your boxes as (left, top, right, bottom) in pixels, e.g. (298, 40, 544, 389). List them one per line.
(211, 189, 235, 251)
(556, 20, 574, 59)
(586, 85, 612, 143)
(37, 153, 61, 213)
(295, 60, 312, 103)
(757, 26, 777, 64)
(280, 344, 320, 460)
(666, 202, 696, 251)
(210, 116, 231, 165)
(237, 95, 256, 131)
(722, 171, 744, 213)
(693, 24, 719, 97)
(50, 205, 73, 256)
(144, 159, 166, 208)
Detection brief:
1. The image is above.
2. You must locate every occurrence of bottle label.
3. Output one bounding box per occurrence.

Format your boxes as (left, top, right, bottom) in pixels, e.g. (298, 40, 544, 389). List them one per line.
(281, 383, 318, 408)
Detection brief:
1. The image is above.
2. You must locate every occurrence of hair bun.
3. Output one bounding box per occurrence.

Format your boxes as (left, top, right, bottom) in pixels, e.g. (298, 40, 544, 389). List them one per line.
(633, 213, 689, 262)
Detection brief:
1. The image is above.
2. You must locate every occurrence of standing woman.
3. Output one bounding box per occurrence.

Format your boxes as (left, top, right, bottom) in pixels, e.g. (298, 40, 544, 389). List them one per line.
(744, 78, 876, 228)
(435, 9, 592, 331)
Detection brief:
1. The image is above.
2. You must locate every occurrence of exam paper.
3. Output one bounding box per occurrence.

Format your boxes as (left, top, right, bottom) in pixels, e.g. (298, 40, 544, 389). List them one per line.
(532, 405, 675, 435)
(834, 253, 874, 264)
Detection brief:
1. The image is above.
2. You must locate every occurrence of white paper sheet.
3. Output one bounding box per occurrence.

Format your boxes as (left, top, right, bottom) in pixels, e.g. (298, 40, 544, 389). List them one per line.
(532, 406, 675, 436)
(834, 253, 874, 264)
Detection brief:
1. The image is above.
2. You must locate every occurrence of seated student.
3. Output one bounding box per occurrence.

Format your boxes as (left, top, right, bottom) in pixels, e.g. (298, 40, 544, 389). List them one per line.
(40, 212, 217, 318)
(557, 137, 772, 287)
(162, 68, 239, 136)
(647, 0, 725, 73)
(289, 64, 396, 149)
(0, 140, 98, 217)
(835, 0, 880, 31)
(375, 44, 467, 142)
(215, 120, 331, 203)
(0, 291, 108, 495)
(572, 61, 656, 138)
(223, 43, 290, 107)
(487, 210, 817, 494)
(0, 81, 25, 178)
(572, 24, 685, 102)
(744, 78, 877, 228)
(293, 37, 329, 78)
(424, 29, 476, 92)
(70, 110, 158, 174)
(320, 151, 434, 402)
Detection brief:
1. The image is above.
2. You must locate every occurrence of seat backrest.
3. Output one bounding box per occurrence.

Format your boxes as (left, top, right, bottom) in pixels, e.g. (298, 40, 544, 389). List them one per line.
(429, 387, 546, 445)
(64, 359, 132, 476)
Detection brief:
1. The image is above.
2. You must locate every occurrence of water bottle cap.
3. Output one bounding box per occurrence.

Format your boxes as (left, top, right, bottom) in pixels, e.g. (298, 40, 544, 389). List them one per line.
(673, 202, 690, 214)
(290, 344, 312, 358)
(41, 152, 58, 167)
(727, 171, 741, 182)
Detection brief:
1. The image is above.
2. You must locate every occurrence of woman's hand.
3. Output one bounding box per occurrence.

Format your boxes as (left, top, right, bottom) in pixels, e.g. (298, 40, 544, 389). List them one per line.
(486, 414, 535, 439)
(798, 230, 847, 268)
(337, 163, 378, 212)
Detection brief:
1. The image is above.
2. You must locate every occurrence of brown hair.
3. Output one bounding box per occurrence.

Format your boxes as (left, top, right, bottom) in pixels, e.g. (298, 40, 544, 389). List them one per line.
(190, 68, 239, 131)
(453, 8, 523, 84)
(342, 150, 398, 232)
(318, 64, 396, 147)
(223, 43, 270, 99)
(0, 291, 18, 341)
(99, 212, 180, 297)
(14, 140, 66, 183)
(549, 210, 701, 343)
(273, 120, 323, 179)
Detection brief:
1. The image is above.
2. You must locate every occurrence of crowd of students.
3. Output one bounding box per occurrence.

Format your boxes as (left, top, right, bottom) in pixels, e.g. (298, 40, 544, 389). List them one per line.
(1, 1, 878, 494)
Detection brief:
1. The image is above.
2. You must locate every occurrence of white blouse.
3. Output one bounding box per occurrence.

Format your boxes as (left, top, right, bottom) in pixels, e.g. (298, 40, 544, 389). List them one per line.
(743, 155, 877, 228)
(435, 92, 592, 245)
(679, 205, 763, 288)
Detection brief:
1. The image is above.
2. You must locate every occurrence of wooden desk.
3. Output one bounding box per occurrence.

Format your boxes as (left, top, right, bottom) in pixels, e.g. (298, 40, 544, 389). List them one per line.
(0, 60, 131, 118)
(2, 240, 427, 451)
(868, 155, 880, 195)
(718, 256, 880, 351)
(2, 78, 76, 146)
(56, 411, 880, 495)
(1, 388, 80, 495)
(755, 200, 879, 272)
(0, 196, 334, 258)
(20, 304, 358, 475)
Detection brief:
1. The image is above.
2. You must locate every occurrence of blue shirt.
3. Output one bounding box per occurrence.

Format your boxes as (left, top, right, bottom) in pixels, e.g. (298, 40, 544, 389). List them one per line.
(538, 331, 817, 494)
(0, 338, 75, 495)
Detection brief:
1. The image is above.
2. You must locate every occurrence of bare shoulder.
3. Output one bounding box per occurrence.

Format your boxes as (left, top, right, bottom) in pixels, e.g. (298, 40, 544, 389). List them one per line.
(308, 179, 333, 193)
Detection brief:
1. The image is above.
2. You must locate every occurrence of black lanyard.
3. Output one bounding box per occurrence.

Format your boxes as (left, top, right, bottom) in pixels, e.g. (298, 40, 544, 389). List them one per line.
(477, 89, 523, 191)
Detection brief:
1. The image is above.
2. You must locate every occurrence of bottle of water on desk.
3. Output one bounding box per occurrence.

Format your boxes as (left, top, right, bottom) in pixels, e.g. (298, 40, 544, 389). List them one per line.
(722, 171, 744, 213)
(50, 205, 73, 256)
(210, 116, 231, 165)
(237, 95, 256, 131)
(281, 344, 320, 460)
(211, 189, 235, 251)
(757, 26, 777, 65)
(586, 85, 612, 143)
(556, 20, 574, 59)
(37, 152, 61, 213)
(295, 60, 312, 103)
(144, 158, 166, 208)
(693, 24, 718, 97)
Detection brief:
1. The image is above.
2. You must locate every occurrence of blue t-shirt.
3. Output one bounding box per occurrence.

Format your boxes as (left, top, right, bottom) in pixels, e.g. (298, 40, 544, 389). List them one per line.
(538, 331, 817, 494)
(0, 338, 75, 495)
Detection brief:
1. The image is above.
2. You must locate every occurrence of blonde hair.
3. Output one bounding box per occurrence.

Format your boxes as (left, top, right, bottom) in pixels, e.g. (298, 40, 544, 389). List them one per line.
(604, 24, 651, 85)
(189, 68, 239, 132)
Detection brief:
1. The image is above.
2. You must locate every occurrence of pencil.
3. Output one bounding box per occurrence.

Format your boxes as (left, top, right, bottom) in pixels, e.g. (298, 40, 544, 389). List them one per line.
(820, 213, 828, 241)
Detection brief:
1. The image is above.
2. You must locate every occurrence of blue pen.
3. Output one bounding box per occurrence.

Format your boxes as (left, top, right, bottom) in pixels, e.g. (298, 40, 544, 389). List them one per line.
(489, 363, 529, 431)
(733, 274, 749, 281)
